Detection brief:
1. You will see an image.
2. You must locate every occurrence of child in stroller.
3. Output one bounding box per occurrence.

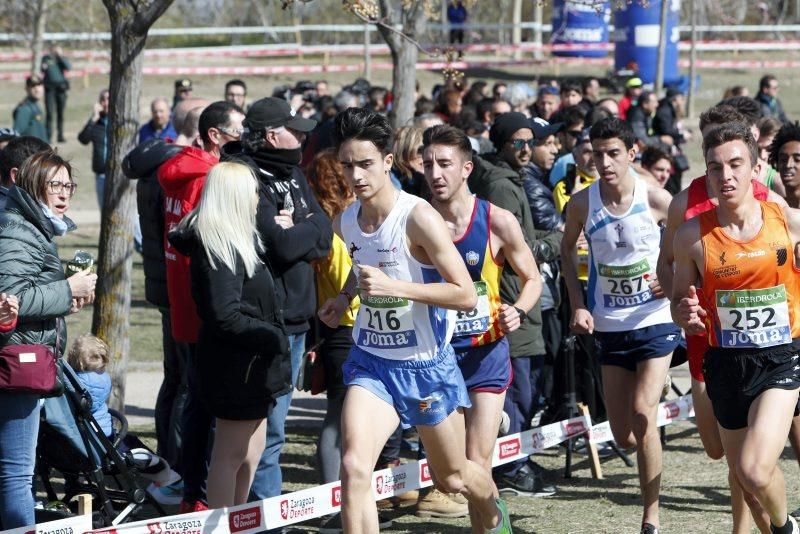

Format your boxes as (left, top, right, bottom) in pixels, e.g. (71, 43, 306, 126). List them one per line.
(35, 335, 176, 526)
(65, 334, 178, 486)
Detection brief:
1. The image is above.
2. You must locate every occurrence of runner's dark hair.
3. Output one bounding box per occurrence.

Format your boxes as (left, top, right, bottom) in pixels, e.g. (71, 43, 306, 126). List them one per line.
(768, 121, 800, 169)
(422, 124, 473, 161)
(589, 117, 636, 150)
(332, 107, 393, 155)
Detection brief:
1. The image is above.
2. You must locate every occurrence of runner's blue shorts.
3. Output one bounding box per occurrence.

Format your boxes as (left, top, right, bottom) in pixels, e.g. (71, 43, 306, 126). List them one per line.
(455, 337, 512, 393)
(343, 343, 471, 429)
(594, 323, 682, 371)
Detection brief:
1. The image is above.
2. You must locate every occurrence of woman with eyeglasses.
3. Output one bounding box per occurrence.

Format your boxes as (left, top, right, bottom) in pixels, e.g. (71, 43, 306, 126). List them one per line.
(0, 149, 97, 528)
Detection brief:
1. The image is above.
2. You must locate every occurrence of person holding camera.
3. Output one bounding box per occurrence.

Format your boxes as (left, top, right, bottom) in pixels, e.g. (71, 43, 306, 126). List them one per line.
(0, 150, 96, 528)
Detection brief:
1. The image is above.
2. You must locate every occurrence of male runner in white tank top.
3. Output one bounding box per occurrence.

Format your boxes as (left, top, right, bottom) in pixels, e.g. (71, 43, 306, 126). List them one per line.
(319, 108, 513, 533)
(561, 118, 677, 534)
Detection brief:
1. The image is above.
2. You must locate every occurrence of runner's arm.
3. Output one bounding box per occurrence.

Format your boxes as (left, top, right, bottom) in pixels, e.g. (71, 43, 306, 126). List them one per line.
(656, 189, 688, 301)
(492, 206, 542, 332)
(317, 213, 358, 328)
(560, 193, 588, 313)
(670, 219, 707, 334)
(358, 202, 476, 311)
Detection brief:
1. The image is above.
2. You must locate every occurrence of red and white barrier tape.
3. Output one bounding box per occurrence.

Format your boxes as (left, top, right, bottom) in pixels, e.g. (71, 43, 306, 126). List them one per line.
(589, 394, 695, 444)
(17, 394, 694, 534)
(4, 38, 800, 62)
(6, 52, 799, 82)
(5, 513, 93, 534)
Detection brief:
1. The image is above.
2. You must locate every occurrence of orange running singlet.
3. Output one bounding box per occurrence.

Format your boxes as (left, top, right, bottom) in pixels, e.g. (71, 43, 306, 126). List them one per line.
(701, 201, 800, 349)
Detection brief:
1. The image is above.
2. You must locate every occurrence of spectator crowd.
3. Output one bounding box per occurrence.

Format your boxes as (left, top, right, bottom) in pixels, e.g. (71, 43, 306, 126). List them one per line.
(1, 64, 799, 534)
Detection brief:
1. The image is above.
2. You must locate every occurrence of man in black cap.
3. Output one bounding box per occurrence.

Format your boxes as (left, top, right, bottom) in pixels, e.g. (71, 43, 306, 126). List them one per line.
(468, 111, 562, 498)
(173, 78, 193, 109)
(13, 77, 47, 142)
(222, 97, 332, 513)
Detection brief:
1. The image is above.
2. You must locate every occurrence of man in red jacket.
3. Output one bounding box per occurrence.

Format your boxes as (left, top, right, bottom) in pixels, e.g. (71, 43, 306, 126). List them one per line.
(157, 100, 245, 512)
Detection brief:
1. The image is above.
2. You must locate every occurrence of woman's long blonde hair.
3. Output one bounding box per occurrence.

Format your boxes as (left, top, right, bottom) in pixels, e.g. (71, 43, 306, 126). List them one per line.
(179, 162, 263, 277)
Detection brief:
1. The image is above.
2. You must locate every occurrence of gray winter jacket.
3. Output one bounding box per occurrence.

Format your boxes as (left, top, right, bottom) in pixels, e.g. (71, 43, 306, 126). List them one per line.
(0, 186, 74, 351)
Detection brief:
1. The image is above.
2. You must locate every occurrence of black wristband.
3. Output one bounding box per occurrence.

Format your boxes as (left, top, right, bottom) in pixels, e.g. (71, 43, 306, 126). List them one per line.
(514, 306, 527, 324)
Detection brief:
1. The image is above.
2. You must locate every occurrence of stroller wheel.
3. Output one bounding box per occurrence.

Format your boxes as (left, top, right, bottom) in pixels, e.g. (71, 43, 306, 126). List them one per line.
(133, 488, 146, 504)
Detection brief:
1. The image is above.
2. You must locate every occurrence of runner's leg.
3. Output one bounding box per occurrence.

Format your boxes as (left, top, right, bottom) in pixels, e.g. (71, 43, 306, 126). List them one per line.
(601, 365, 635, 448)
(736, 388, 799, 527)
(464, 390, 505, 534)
(720, 426, 771, 533)
(418, 408, 501, 531)
(340, 386, 400, 533)
(691, 378, 724, 459)
(633, 354, 672, 528)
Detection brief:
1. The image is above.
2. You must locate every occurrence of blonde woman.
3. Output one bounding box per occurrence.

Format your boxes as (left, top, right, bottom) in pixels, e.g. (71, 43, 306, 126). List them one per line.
(169, 161, 290, 508)
(391, 125, 427, 197)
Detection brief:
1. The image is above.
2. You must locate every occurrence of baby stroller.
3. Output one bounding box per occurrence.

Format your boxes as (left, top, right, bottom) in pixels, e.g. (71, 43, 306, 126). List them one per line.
(35, 361, 169, 526)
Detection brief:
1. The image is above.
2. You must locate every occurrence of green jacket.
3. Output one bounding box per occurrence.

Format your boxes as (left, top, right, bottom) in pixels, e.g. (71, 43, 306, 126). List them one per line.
(469, 155, 562, 357)
(0, 186, 75, 352)
(41, 54, 71, 88)
(13, 97, 47, 142)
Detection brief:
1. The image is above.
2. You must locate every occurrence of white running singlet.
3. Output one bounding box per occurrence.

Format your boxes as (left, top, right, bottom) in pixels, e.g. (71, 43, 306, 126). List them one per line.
(584, 177, 672, 332)
(342, 191, 455, 361)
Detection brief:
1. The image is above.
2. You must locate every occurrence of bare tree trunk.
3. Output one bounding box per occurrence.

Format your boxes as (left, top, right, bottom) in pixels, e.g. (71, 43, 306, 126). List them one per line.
(30, 0, 48, 75)
(512, 0, 522, 60)
(96, 0, 174, 412)
(377, 0, 427, 129)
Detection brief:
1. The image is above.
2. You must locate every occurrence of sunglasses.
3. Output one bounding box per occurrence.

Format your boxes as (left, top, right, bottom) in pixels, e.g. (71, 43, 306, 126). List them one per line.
(507, 139, 536, 150)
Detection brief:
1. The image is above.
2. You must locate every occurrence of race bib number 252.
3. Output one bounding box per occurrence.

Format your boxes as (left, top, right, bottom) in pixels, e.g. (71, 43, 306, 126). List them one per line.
(716, 285, 791, 348)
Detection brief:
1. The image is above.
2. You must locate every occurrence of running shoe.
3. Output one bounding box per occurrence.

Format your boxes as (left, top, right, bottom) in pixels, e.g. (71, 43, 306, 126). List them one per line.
(640, 523, 658, 534)
(495, 463, 556, 497)
(146, 478, 183, 506)
(493, 498, 513, 533)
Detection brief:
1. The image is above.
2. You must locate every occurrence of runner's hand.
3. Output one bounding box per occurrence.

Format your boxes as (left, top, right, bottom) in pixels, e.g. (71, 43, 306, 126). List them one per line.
(677, 285, 707, 335)
(0, 293, 19, 325)
(357, 265, 394, 298)
(498, 303, 522, 334)
(648, 276, 665, 299)
(570, 308, 594, 335)
(318, 295, 348, 328)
